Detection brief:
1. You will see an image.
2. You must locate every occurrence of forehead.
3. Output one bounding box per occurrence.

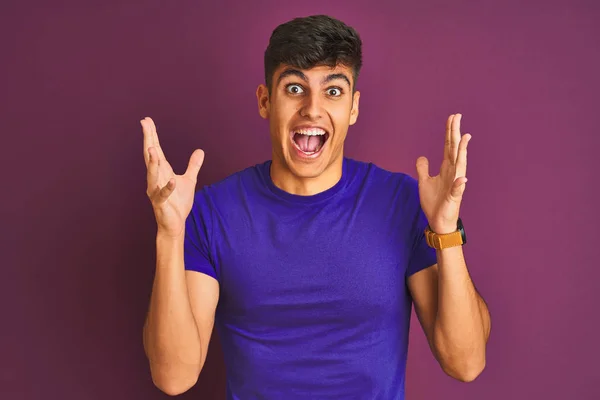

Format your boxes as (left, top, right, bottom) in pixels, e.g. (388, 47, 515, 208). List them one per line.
(273, 64, 354, 86)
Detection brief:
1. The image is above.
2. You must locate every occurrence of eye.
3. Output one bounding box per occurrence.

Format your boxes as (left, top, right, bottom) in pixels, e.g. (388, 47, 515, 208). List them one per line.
(286, 84, 304, 94)
(327, 87, 343, 97)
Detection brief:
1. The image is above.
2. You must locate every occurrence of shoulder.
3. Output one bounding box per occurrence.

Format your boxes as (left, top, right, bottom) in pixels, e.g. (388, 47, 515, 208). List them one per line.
(347, 157, 419, 201)
(187, 161, 268, 235)
(192, 160, 269, 205)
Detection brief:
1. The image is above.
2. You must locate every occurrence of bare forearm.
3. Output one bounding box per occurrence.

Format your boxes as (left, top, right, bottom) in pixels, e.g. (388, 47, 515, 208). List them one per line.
(433, 246, 490, 381)
(143, 233, 202, 393)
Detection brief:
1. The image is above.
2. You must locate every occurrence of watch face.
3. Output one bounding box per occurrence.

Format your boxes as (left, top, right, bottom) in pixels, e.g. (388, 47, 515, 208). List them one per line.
(457, 218, 467, 244)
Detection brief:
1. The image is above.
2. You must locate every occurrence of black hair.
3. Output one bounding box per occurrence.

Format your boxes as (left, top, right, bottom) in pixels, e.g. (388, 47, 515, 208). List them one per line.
(264, 15, 362, 93)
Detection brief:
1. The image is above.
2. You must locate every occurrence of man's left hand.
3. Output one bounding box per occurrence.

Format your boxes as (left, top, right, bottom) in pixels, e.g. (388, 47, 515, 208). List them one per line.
(416, 113, 472, 234)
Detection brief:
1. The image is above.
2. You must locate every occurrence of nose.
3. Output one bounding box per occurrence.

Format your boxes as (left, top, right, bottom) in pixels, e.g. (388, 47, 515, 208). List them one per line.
(299, 92, 323, 120)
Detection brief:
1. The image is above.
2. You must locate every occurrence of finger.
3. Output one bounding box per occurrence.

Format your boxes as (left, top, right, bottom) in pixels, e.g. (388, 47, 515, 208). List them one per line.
(444, 114, 453, 161)
(146, 146, 159, 193)
(416, 156, 430, 184)
(151, 178, 176, 204)
(450, 113, 462, 164)
(450, 176, 468, 199)
(141, 117, 152, 166)
(147, 117, 166, 161)
(455, 133, 471, 178)
(183, 149, 205, 183)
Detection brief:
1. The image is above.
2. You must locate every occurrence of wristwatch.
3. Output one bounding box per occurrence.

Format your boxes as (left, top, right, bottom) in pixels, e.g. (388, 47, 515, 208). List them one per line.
(425, 218, 467, 249)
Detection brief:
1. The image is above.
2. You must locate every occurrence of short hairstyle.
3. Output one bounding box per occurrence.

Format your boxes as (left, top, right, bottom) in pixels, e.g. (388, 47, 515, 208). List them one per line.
(264, 15, 363, 92)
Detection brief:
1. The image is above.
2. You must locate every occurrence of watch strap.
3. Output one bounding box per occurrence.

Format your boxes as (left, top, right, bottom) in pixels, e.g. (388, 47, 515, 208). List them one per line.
(425, 218, 466, 249)
(425, 228, 464, 249)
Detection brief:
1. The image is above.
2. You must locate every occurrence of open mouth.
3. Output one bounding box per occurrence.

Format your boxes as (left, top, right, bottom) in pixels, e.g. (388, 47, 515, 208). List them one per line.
(291, 128, 330, 156)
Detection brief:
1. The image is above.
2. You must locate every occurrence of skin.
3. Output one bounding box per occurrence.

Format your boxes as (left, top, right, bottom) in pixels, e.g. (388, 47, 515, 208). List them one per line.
(141, 65, 490, 396)
(256, 63, 360, 196)
(410, 114, 491, 381)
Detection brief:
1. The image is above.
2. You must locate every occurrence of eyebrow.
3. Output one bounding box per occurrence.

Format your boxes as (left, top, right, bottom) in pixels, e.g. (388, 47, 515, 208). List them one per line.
(276, 68, 352, 88)
(322, 73, 351, 88)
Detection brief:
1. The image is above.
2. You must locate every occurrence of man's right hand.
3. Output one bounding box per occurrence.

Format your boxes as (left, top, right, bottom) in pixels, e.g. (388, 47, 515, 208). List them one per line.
(141, 117, 205, 238)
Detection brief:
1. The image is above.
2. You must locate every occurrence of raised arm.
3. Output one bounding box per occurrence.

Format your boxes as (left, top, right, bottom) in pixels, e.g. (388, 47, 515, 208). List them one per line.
(411, 114, 490, 381)
(140, 117, 219, 395)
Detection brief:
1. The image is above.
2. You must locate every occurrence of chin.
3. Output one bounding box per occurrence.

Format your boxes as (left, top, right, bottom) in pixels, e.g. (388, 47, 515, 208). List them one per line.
(287, 158, 328, 178)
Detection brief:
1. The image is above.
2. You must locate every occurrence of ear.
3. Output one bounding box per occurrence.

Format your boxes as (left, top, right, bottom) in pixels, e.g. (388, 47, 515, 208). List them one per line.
(256, 84, 270, 119)
(349, 90, 360, 125)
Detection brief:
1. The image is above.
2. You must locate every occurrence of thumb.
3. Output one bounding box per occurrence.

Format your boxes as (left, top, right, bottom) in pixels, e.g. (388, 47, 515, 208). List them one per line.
(416, 156, 430, 183)
(184, 149, 205, 182)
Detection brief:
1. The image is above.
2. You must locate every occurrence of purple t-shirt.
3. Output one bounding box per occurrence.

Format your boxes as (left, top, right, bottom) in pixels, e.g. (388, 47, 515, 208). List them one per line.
(184, 157, 437, 399)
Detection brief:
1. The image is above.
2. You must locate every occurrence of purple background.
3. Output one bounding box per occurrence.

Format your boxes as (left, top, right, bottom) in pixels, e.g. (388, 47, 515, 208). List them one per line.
(3, 0, 599, 399)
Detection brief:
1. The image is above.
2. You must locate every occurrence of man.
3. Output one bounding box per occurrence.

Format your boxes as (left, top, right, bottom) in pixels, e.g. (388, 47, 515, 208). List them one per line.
(142, 15, 491, 399)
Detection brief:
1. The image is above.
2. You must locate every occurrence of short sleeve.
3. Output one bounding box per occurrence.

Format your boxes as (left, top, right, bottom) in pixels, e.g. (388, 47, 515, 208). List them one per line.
(184, 192, 218, 281)
(406, 191, 437, 278)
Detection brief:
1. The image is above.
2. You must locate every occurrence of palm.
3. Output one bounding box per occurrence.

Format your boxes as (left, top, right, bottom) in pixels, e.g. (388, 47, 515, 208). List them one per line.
(416, 114, 471, 233)
(152, 159, 197, 234)
(141, 117, 205, 237)
(419, 159, 453, 217)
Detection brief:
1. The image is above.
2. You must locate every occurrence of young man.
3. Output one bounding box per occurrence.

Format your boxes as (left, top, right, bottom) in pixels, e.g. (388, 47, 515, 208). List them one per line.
(142, 15, 491, 399)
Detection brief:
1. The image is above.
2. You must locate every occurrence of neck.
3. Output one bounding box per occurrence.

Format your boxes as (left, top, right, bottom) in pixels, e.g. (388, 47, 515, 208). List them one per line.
(269, 154, 344, 196)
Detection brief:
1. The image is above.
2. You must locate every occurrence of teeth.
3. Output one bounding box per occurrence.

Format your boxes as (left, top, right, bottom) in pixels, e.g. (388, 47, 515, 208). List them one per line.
(295, 128, 326, 136)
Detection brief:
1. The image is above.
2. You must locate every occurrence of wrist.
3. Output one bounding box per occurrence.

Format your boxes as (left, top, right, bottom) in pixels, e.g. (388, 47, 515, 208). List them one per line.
(429, 223, 457, 235)
(156, 229, 185, 243)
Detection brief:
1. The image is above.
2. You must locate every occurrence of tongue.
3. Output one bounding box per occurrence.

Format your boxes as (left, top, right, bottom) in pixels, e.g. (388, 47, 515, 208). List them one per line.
(294, 133, 322, 153)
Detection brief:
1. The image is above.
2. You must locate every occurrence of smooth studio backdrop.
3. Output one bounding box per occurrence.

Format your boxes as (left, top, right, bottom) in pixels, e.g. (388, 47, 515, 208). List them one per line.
(3, 0, 599, 399)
